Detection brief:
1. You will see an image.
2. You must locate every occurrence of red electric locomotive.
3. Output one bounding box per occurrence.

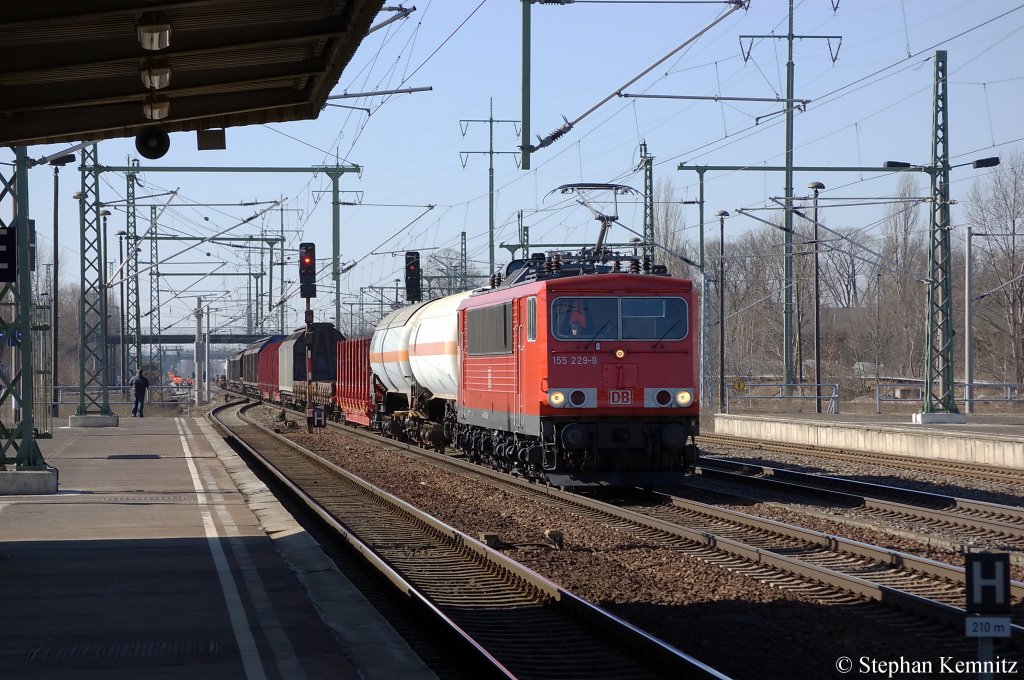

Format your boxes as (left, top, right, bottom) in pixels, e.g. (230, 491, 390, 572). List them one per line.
(455, 253, 699, 486)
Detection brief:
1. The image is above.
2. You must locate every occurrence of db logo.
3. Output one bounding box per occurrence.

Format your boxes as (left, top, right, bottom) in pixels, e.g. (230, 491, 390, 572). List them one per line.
(609, 389, 632, 405)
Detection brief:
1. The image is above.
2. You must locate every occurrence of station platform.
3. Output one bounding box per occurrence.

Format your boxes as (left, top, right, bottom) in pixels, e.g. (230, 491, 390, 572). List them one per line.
(0, 415, 436, 680)
(714, 412, 1024, 469)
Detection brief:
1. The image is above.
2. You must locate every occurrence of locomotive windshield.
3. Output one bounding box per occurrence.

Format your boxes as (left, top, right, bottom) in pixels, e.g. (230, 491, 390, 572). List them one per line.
(551, 296, 687, 341)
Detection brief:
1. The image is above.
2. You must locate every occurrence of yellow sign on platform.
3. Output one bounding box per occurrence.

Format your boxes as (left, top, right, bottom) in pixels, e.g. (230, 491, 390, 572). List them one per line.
(733, 379, 747, 393)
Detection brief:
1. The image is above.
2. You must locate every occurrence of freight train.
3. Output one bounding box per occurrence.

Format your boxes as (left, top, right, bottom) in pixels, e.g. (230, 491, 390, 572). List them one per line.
(227, 250, 700, 487)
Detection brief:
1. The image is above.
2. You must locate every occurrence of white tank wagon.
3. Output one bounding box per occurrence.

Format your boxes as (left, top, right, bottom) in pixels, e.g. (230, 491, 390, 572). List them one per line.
(369, 291, 472, 447)
(408, 291, 472, 398)
(370, 302, 425, 396)
(370, 291, 472, 398)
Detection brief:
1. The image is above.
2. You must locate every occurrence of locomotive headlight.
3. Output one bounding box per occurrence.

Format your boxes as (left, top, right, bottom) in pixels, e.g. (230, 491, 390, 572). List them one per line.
(614, 348, 626, 359)
(548, 390, 566, 407)
(675, 389, 694, 407)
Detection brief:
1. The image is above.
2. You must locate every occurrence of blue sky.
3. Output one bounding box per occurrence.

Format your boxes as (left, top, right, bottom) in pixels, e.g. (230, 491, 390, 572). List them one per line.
(10, 0, 1024, 336)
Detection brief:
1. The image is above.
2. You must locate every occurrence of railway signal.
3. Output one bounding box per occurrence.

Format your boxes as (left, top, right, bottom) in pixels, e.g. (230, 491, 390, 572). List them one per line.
(404, 251, 421, 303)
(0, 222, 18, 283)
(299, 242, 316, 298)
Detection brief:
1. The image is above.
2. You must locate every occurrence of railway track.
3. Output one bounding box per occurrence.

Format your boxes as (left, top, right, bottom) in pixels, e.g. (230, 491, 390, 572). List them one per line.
(312, 413, 1024, 652)
(210, 402, 727, 680)
(698, 433, 1024, 485)
(696, 459, 1024, 559)
(636, 489, 1024, 629)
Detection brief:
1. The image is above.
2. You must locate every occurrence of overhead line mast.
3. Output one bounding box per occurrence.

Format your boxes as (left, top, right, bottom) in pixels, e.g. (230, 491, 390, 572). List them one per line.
(739, 0, 842, 389)
(460, 98, 520, 276)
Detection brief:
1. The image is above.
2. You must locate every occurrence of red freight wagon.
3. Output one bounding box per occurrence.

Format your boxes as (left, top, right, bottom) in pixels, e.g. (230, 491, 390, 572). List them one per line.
(335, 336, 374, 426)
(258, 339, 283, 403)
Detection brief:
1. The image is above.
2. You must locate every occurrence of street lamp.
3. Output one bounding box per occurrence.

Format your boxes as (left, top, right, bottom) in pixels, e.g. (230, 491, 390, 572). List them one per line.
(48, 153, 76, 417)
(964, 157, 1000, 414)
(716, 210, 729, 413)
(886, 155, 998, 421)
(808, 181, 825, 413)
(99, 209, 111, 385)
(964, 225, 1014, 414)
(116, 230, 128, 386)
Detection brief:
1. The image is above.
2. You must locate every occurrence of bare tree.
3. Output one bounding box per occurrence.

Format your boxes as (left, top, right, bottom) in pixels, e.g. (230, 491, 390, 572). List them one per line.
(727, 225, 788, 379)
(819, 226, 869, 309)
(653, 179, 694, 279)
(965, 151, 1024, 385)
(877, 174, 927, 377)
(426, 247, 485, 298)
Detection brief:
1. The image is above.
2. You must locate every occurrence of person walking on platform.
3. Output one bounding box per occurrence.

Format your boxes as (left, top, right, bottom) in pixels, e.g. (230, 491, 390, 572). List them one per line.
(130, 369, 150, 417)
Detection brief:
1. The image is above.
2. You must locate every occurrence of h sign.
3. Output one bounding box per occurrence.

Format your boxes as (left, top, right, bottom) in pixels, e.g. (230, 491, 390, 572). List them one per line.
(965, 552, 1010, 615)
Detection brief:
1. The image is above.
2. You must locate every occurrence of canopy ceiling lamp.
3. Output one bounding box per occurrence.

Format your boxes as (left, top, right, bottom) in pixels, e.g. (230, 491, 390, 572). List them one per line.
(140, 61, 171, 90)
(143, 94, 169, 121)
(137, 12, 171, 51)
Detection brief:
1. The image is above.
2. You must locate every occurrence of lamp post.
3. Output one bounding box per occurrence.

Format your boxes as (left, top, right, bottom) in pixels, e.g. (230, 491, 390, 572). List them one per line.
(716, 210, 729, 413)
(808, 181, 825, 413)
(961, 156, 1002, 415)
(875, 271, 882, 414)
(965, 225, 1014, 414)
(884, 156, 998, 420)
(99, 209, 111, 385)
(48, 154, 76, 417)
(116, 230, 128, 386)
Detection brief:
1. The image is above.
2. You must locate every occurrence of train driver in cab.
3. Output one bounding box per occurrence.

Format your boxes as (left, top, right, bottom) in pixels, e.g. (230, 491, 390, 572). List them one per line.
(567, 307, 587, 336)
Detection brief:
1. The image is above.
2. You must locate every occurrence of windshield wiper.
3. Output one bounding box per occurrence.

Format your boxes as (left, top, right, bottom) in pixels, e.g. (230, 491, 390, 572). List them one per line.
(651, 320, 680, 349)
(584, 320, 612, 350)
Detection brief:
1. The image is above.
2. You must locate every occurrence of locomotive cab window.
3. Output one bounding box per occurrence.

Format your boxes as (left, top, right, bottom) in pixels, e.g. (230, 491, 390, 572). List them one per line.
(552, 296, 688, 341)
(622, 297, 687, 340)
(551, 297, 618, 340)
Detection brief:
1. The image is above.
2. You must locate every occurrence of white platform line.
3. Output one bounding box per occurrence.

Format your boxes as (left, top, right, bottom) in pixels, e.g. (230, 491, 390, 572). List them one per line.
(177, 417, 267, 680)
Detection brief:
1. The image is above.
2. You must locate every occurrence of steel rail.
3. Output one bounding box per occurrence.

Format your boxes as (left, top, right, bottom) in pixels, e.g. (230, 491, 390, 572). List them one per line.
(211, 402, 729, 680)
(697, 459, 1024, 546)
(699, 433, 1024, 485)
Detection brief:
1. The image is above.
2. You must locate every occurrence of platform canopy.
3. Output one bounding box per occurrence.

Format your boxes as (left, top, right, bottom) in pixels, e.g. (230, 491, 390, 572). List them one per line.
(0, 0, 385, 147)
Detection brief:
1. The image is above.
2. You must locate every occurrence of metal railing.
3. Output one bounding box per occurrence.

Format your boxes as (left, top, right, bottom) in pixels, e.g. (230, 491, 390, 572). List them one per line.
(53, 385, 193, 417)
(874, 381, 1024, 413)
(725, 382, 840, 414)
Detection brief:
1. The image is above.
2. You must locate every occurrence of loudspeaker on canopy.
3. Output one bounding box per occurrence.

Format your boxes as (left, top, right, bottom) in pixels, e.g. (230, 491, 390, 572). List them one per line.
(135, 126, 170, 159)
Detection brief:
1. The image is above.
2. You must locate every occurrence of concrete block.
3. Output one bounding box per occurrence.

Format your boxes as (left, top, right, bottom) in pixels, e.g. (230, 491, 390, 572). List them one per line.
(0, 469, 58, 495)
(68, 414, 120, 428)
(912, 412, 967, 425)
